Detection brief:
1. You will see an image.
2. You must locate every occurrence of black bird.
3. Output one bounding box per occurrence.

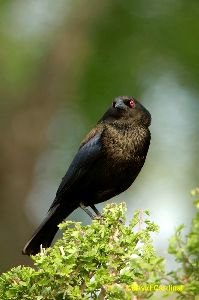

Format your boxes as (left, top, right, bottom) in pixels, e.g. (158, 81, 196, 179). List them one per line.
(23, 96, 151, 255)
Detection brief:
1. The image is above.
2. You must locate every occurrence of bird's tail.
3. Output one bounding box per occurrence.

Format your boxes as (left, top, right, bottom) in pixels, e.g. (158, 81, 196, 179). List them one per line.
(22, 204, 76, 256)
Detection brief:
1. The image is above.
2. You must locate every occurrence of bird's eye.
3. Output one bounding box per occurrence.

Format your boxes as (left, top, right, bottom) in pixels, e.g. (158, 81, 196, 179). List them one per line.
(129, 99, 135, 108)
(112, 101, 116, 107)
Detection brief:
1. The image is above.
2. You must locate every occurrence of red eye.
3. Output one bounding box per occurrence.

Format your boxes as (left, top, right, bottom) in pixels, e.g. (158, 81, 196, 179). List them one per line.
(129, 99, 135, 108)
(112, 101, 116, 107)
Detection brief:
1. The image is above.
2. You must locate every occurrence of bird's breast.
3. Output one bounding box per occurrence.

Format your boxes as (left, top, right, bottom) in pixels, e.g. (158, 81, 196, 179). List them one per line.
(102, 124, 150, 165)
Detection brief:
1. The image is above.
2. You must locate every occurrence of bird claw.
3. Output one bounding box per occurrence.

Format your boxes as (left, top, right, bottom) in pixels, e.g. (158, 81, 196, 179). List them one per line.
(80, 203, 102, 220)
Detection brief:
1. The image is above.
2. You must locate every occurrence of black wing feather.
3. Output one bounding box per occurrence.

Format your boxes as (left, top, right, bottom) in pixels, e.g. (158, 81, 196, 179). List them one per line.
(50, 132, 103, 209)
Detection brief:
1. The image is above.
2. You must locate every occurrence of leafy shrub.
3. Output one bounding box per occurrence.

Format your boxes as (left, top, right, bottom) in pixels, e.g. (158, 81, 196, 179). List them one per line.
(0, 189, 198, 299)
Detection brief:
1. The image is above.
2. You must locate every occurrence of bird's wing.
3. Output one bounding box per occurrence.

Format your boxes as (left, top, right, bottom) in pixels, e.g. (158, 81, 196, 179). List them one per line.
(50, 129, 103, 209)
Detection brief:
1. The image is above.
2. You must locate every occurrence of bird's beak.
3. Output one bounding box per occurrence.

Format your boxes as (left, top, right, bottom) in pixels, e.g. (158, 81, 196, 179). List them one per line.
(115, 100, 125, 110)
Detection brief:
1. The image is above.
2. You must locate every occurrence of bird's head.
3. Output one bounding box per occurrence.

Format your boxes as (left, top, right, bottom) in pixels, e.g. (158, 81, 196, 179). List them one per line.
(99, 96, 151, 127)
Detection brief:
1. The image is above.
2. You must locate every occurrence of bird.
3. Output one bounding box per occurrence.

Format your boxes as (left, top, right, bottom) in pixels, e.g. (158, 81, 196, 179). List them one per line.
(22, 96, 151, 255)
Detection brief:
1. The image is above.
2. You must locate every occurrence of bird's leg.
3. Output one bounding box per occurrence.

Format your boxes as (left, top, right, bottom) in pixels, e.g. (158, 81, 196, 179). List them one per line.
(90, 204, 101, 217)
(80, 202, 96, 219)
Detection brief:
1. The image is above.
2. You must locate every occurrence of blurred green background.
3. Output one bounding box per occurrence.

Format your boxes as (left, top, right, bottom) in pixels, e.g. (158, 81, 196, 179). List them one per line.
(0, 0, 199, 273)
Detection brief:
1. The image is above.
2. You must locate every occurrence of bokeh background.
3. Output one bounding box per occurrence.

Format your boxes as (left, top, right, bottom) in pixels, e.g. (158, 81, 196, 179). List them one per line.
(0, 0, 199, 273)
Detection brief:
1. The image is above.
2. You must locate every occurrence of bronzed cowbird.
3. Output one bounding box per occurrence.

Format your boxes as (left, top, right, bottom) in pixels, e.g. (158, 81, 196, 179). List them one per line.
(23, 96, 151, 255)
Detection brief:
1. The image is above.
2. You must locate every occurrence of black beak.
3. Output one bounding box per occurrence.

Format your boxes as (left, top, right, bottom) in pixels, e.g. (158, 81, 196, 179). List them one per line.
(115, 100, 125, 110)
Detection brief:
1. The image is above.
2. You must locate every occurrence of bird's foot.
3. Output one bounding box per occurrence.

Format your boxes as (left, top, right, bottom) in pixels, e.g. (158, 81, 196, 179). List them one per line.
(90, 204, 101, 217)
(80, 203, 96, 219)
(80, 203, 102, 220)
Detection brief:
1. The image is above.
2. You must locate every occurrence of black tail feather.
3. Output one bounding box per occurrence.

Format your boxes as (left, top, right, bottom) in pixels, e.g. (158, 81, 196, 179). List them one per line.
(22, 204, 76, 255)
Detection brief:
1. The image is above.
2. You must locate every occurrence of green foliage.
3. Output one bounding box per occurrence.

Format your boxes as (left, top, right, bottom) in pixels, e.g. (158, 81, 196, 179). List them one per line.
(0, 191, 198, 300)
(0, 203, 164, 299)
(167, 188, 199, 299)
